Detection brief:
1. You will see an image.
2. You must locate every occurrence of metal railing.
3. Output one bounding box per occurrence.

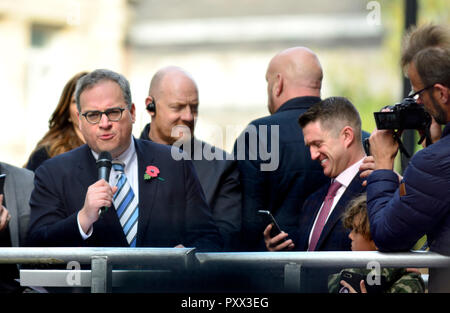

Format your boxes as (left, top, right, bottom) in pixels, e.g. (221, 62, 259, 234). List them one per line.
(0, 247, 449, 293)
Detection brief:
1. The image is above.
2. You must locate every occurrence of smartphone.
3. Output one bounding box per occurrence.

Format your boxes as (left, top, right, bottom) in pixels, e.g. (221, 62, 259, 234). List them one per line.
(340, 271, 365, 293)
(257, 210, 283, 238)
(340, 270, 386, 293)
(0, 174, 5, 206)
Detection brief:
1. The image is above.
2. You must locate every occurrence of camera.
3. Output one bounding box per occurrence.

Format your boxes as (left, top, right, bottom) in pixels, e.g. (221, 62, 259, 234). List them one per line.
(374, 97, 431, 131)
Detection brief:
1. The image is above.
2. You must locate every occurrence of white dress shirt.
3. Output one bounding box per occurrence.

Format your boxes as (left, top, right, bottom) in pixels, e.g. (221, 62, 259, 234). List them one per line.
(78, 136, 138, 239)
(308, 157, 365, 247)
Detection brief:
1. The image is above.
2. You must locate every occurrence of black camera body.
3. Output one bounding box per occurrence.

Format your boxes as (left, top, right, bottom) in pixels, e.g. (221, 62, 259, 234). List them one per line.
(374, 97, 431, 130)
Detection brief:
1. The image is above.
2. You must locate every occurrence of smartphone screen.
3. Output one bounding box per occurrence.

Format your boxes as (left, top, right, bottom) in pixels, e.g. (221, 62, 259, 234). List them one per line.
(257, 210, 283, 237)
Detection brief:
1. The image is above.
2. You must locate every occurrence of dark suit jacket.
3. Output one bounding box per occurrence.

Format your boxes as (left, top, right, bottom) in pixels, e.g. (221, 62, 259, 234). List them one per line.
(0, 162, 34, 292)
(293, 172, 366, 293)
(234, 96, 328, 250)
(139, 123, 242, 251)
(26, 138, 223, 252)
(294, 173, 366, 251)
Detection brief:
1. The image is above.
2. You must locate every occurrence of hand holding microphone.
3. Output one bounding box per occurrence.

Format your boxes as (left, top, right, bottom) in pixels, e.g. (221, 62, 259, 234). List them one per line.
(78, 151, 116, 234)
(96, 151, 112, 216)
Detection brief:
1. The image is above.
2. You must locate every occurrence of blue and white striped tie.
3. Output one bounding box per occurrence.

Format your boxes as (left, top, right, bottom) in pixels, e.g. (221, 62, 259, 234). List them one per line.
(112, 162, 138, 247)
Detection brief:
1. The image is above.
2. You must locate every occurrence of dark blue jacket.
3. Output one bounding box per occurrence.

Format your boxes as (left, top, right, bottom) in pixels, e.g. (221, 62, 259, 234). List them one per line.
(234, 96, 328, 250)
(294, 173, 366, 251)
(367, 122, 450, 256)
(27, 138, 223, 252)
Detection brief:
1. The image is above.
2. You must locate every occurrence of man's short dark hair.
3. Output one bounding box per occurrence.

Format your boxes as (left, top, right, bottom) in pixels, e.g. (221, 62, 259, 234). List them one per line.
(414, 46, 450, 88)
(298, 96, 362, 141)
(75, 69, 132, 112)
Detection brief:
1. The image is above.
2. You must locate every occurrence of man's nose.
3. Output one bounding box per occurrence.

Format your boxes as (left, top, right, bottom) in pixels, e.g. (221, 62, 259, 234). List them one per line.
(181, 106, 195, 122)
(310, 146, 319, 160)
(99, 113, 111, 128)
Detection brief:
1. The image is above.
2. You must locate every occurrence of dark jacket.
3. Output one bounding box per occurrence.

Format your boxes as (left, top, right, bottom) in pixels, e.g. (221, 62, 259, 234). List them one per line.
(140, 123, 242, 251)
(294, 173, 366, 251)
(234, 96, 328, 250)
(27, 138, 223, 252)
(367, 122, 450, 256)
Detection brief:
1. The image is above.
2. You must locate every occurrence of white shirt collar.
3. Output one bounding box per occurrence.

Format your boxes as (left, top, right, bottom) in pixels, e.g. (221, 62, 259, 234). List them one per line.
(333, 156, 365, 188)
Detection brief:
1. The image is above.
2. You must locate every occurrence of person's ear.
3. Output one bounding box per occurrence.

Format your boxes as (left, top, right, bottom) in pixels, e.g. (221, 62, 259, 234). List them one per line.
(145, 96, 156, 117)
(274, 73, 283, 97)
(433, 83, 449, 106)
(130, 103, 136, 123)
(341, 126, 355, 148)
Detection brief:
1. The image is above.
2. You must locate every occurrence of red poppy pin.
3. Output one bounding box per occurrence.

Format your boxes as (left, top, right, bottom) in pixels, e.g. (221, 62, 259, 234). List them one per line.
(144, 165, 165, 181)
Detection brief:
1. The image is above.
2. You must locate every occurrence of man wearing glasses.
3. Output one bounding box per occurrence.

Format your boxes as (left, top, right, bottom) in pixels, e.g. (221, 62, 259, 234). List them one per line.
(27, 69, 222, 252)
(365, 23, 450, 289)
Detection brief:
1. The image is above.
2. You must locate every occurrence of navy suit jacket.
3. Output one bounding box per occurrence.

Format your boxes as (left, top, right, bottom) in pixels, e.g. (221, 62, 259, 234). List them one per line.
(294, 172, 366, 251)
(293, 172, 366, 293)
(27, 138, 223, 252)
(235, 96, 328, 250)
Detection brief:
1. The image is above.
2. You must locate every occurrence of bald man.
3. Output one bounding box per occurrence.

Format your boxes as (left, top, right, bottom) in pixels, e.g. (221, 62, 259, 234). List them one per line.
(140, 66, 242, 251)
(234, 47, 329, 251)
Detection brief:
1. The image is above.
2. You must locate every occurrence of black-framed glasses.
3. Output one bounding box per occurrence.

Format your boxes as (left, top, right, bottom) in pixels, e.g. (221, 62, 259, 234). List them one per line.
(408, 84, 435, 100)
(81, 107, 126, 124)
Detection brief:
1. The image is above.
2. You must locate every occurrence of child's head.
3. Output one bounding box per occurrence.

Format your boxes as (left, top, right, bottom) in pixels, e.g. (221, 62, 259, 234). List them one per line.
(342, 194, 377, 251)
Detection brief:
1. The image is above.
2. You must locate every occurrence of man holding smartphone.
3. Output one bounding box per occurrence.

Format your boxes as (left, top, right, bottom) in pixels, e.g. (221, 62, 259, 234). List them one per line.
(263, 97, 367, 292)
(0, 161, 34, 293)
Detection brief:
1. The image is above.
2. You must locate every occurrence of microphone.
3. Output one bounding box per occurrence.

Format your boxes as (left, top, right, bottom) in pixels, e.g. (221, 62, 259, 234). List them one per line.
(96, 151, 112, 216)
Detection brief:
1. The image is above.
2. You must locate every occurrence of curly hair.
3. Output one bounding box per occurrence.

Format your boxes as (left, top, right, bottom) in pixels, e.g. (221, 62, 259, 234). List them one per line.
(342, 193, 371, 240)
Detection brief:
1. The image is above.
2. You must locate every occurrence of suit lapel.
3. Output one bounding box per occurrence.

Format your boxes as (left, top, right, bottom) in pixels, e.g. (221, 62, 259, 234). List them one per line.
(134, 139, 157, 246)
(315, 173, 366, 250)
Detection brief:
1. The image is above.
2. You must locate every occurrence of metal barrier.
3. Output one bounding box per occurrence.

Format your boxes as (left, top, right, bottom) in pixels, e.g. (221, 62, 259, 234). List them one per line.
(0, 247, 196, 293)
(195, 250, 450, 293)
(0, 248, 449, 293)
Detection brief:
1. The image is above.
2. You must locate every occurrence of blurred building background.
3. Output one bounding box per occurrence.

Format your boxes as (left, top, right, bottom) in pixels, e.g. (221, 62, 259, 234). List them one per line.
(0, 0, 448, 167)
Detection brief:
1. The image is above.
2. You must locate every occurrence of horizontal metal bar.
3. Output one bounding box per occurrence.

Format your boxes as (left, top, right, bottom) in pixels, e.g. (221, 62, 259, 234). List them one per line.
(20, 269, 173, 287)
(2, 248, 450, 269)
(195, 251, 450, 268)
(0, 247, 196, 269)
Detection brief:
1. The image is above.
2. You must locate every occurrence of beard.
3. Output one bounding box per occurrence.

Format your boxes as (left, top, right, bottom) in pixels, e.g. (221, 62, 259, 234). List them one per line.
(428, 94, 447, 125)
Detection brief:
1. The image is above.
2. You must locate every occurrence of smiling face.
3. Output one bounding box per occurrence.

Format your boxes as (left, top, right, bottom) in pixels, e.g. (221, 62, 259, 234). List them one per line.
(302, 120, 349, 178)
(78, 80, 135, 158)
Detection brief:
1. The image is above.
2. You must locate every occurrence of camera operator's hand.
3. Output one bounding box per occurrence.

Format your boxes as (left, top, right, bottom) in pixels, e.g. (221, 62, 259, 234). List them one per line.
(419, 116, 442, 148)
(263, 224, 294, 251)
(369, 129, 399, 171)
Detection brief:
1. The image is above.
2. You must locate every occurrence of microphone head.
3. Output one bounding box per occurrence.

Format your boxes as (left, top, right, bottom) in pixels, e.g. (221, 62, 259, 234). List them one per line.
(96, 151, 112, 169)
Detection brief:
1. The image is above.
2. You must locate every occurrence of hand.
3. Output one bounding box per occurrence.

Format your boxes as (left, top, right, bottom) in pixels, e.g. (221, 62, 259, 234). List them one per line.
(406, 268, 421, 274)
(263, 224, 294, 251)
(359, 156, 375, 187)
(360, 155, 403, 186)
(174, 244, 185, 248)
(369, 129, 399, 170)
(0, 195, 11, 232)
(78, 179, 118, 234)
(419, 116, 442, 148)
(340, 279, 367, 293)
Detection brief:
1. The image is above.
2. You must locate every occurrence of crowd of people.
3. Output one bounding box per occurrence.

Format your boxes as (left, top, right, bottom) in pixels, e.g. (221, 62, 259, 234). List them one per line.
(0, 23, 449, 293)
